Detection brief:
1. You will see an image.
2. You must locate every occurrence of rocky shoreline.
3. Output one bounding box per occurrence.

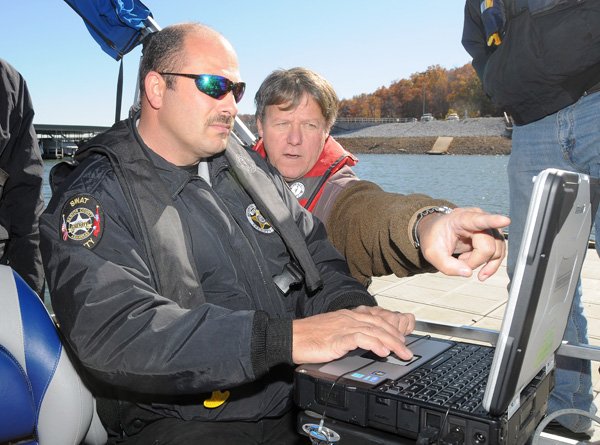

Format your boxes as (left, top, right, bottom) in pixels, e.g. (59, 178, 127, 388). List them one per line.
(335, 135, 512, 155)
(330, 117, 512, 155)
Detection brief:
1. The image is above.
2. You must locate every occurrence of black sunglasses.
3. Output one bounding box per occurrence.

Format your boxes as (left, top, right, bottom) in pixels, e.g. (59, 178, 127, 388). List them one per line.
(160, 72, 246, 103)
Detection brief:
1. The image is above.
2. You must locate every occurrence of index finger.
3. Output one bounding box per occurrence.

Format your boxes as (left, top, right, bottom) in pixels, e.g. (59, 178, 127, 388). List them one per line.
(454, 212, 510, 235)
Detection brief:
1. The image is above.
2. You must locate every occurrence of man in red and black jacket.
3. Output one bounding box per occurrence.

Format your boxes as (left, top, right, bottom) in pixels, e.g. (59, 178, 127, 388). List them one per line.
(253, 67, 509, 287)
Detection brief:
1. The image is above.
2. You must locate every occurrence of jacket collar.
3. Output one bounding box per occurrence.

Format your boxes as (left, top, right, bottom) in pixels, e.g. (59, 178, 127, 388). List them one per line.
(129, 116, 230, 197)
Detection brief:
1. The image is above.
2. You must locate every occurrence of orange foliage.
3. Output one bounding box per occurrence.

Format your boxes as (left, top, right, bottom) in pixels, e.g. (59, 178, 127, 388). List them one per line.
(338, 63, 500, 120)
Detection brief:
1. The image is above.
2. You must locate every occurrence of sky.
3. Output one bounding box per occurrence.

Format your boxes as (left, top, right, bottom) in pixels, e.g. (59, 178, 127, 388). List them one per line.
(1, 1, 472, 126)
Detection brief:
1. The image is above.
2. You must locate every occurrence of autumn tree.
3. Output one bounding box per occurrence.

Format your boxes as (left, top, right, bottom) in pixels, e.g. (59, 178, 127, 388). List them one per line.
(338, 63, 500, 119)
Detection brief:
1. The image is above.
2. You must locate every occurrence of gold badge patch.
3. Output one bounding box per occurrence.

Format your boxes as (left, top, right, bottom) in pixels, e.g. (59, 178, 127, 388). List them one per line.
(60, 194, 104, 250)
(245, 204, 274, 234)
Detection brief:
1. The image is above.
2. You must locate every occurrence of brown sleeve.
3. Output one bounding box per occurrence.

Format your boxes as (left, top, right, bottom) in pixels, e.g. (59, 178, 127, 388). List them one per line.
(326, 180, 455, 286)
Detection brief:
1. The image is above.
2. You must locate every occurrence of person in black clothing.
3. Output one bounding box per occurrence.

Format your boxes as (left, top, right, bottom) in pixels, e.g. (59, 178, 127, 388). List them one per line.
(462, 0, 600, 438)
(40, 23, 418, 444)
(0, 58, 44, 295)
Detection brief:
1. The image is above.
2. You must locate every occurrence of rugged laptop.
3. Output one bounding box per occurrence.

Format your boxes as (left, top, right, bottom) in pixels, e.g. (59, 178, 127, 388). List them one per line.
(295, 169, 593, 445)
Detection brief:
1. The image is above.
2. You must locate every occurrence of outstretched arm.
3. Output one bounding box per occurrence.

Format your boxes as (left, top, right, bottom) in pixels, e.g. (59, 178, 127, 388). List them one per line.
(327, 180, 454, 286)
(327, 180, 509, 284)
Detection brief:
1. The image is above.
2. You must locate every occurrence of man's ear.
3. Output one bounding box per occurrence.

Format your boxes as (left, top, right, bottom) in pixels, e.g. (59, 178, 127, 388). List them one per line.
(256, 118, 264, 138)
(144, 71, 166, 109)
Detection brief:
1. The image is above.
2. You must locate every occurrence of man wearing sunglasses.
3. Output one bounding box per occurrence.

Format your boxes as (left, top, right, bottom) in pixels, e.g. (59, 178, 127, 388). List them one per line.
(40, 23, 419, 444)
(253, 67, 510, 288)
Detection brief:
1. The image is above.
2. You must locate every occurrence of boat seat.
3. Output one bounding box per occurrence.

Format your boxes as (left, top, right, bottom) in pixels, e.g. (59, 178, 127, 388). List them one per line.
(0, 265, 107, 444)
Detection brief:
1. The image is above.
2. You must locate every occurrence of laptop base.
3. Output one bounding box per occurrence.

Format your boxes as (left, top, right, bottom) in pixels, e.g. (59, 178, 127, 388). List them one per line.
(295, 364, 552, 445)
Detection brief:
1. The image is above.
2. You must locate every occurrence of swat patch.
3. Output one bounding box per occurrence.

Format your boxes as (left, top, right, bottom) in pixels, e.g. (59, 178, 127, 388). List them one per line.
(289, 181, 305, 199)
(60, 194, 104, 250)
(245, 204, 274, 234)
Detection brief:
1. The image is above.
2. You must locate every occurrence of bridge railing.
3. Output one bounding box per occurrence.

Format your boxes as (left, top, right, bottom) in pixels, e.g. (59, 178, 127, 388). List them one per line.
(335, 117, 416, 124)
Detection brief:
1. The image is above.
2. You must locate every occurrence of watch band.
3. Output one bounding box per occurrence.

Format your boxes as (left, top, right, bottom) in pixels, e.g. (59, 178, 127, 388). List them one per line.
(412, 206, 453, 249)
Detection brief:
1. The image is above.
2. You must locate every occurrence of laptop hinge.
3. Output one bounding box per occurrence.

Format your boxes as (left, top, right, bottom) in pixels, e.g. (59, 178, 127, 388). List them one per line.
(507, 357, 555, 420)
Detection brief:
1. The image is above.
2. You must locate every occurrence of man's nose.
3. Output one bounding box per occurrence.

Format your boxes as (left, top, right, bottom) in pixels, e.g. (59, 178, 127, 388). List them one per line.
(287, 123, 302, 145)
(220, 90, 238, 115)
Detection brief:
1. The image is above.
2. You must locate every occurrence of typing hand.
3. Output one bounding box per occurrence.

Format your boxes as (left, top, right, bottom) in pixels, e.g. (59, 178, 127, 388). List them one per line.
(292, 305, 415, 364)
(417, 207, 510, 281)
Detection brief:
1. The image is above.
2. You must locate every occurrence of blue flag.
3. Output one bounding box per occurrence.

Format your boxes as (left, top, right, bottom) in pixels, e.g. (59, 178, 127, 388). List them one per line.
(64, 0, 152, 60)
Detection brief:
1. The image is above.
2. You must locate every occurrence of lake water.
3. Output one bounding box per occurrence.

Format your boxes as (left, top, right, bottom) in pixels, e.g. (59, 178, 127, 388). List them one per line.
(352, 154, 510, 216)
(43, 154, 511, 215)
(43, 154, 510, 213)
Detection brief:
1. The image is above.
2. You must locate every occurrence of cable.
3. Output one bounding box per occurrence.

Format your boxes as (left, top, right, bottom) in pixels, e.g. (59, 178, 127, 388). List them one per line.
(531, 408, 600, 444)
(318, 360, 375, 435)
(300, 361, 376, 445)
(436, 406, 452, 445)
(302, 335, 431, 443)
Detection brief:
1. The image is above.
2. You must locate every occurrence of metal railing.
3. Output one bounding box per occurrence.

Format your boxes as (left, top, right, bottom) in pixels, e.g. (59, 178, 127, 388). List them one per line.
(335, 117, 416, 124)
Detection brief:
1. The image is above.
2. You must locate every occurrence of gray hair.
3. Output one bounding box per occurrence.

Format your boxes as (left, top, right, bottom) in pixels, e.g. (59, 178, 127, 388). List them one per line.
(254, 67, 339, 129)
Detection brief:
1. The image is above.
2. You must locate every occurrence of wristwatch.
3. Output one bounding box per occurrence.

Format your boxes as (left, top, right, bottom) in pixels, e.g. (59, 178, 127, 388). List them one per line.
(412, 206, 453, 249)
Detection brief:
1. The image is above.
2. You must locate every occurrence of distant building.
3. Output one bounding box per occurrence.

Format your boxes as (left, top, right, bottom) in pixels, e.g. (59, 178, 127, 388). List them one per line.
(34, 123, 110, 159)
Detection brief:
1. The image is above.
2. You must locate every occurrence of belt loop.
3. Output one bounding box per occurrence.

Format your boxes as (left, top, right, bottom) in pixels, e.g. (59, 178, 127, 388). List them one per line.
(583, 79, 600, 97)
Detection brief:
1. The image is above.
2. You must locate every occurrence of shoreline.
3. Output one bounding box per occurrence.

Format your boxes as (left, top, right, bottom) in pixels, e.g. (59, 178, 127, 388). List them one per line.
(334, 136, 512, 156)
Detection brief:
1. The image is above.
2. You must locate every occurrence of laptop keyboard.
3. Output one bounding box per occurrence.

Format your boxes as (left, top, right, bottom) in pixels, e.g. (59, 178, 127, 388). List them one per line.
(378, 343, 494, 413)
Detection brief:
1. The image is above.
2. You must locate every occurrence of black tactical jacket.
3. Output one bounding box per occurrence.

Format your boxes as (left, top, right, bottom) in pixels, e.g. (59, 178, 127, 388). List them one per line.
(40, 117, 374, 434)
(0, 58, 44, 294)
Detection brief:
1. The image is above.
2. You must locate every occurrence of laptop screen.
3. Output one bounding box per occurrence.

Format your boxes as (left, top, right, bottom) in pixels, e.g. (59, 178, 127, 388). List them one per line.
(483, 168, 592, 415)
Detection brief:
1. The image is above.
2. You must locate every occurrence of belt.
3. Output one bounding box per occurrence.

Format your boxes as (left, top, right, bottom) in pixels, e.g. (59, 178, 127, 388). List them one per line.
(583, 79, 600, 96)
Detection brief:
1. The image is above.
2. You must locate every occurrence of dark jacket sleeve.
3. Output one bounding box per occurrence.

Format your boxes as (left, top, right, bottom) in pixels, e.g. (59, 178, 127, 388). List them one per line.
(40, 159, 263, 396)
(326, 180, 454, 287)
(462, 0, 492, 81)
(0, 59, 45, 295)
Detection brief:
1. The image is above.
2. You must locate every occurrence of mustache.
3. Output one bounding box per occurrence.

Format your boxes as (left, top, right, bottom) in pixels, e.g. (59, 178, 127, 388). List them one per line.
(207, 114, 234, 128)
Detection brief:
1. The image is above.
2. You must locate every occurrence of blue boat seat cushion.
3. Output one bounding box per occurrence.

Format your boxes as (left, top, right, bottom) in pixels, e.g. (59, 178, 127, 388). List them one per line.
(0, 265, 107, 445)
(0, 346, 36, 442)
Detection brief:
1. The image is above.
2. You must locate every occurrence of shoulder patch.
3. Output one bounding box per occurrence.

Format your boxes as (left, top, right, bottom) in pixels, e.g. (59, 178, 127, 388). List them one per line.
(60, 194, 104, 250)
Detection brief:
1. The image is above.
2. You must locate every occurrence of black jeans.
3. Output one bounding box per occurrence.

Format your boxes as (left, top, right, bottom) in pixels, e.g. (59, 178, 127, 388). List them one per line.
(121, 410, 305, 445)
